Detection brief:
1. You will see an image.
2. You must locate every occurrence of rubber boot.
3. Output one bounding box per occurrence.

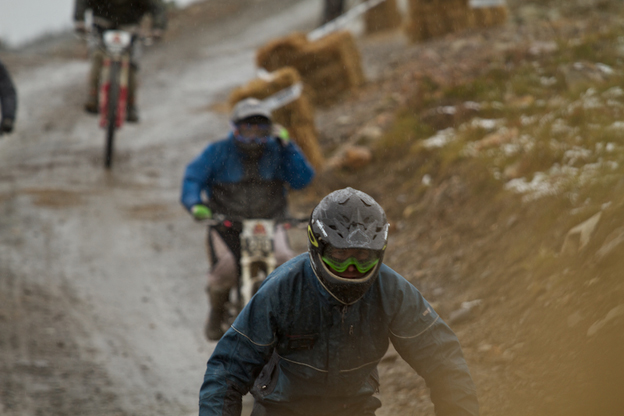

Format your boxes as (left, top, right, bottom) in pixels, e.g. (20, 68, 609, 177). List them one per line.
(84, 86, 99, 114)
(126, 66, 139, 123)
(85, 51, 103, 114)
(205, 287, 230, 341)
(126, 104, 139, 123)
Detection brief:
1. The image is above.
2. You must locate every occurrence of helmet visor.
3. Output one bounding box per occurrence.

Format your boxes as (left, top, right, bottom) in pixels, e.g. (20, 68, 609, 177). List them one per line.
(322, 246, 381, 274)
(235, 118, 272, 143)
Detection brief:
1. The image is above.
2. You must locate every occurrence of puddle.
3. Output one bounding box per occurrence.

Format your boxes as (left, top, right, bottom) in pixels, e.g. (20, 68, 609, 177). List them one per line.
(23, 188, 85, 208)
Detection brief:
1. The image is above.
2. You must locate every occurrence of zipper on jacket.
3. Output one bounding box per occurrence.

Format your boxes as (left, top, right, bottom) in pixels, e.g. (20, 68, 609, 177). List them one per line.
(341, 305, 348, 324)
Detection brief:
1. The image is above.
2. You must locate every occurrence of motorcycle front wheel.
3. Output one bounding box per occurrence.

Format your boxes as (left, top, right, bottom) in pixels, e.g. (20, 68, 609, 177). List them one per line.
(104, 61, 121, 169)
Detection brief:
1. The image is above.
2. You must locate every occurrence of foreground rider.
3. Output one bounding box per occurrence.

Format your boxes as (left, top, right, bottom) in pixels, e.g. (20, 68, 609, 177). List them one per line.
(73, 0, 168, 122)
(180, 98, 315, 341)
(198, 187, 479, 416)
(0, 59, 17, 136)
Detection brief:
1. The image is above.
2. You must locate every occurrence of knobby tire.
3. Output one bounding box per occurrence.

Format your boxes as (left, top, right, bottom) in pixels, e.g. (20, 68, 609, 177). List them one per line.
(105, 61, 121, 169)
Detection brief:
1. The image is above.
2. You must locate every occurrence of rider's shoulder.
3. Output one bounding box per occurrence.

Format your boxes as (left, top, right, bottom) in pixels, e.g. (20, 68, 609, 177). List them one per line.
(213, 136, 236, 147)
(376, 264, 420, 292)
(200, 136, 234, 155)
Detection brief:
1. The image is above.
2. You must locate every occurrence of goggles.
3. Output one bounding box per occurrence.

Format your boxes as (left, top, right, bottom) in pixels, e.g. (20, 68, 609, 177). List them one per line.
(322, 246, 381, 274)
(234, 122, 272, 143)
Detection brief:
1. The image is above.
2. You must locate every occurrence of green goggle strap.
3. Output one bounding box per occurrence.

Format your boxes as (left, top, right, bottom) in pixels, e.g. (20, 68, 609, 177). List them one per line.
(322, 255, 379, 274)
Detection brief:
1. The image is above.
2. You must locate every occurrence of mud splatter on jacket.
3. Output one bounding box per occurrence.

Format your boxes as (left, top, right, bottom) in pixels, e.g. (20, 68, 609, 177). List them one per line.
(199, 254, 479, 416)
(180, 133, 314, 220)
(0, 60, 17, 123)
(74, 0, 167, 30)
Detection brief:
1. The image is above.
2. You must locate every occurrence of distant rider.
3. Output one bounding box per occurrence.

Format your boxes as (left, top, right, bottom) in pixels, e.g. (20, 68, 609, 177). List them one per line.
(73, 0, 168, 122)
(180, 98, 315, 341)
(0, 59, 17, 136)
(198, 187, 479, 416)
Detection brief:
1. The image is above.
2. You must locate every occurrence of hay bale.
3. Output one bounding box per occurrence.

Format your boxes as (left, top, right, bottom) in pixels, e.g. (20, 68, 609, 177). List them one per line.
(255, 33, 308, 73)
(229, 67, 324, 170)
(256, 31, 365, 106)
(468, 4, 508, 29)
(446, 0, 471, 32)
(229, 66, 302, 104)
(406, 0, 470, 42)
(364, 0, 402, 34)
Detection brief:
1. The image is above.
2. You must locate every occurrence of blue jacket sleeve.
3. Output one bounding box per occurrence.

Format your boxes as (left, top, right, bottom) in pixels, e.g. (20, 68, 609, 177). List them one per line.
(180, 144, 216, 212)
(387, 277, 479, 416)
(199, 290, 277, 416)
(279, 141, 315, 190)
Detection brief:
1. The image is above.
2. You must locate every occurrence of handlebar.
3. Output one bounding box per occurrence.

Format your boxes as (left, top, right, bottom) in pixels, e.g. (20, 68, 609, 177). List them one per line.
(74, 27, 158, 44)
(197, 214, 308, 229)
(282, 217, 309, 230)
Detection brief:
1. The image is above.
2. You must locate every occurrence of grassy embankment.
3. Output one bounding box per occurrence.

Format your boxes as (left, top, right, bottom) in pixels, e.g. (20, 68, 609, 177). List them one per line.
(364, 20, 624, 416)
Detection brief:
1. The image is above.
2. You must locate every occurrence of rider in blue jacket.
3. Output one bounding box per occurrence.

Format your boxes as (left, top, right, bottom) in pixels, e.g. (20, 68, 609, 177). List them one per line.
(181, 98, 315, 341)
(199, 187, 479, 416)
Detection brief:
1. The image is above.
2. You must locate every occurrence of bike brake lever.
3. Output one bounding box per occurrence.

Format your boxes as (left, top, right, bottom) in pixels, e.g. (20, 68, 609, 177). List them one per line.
(196, 213, 227, 226)
(212, 213, 227, 222)
(283, 218, 309, 229)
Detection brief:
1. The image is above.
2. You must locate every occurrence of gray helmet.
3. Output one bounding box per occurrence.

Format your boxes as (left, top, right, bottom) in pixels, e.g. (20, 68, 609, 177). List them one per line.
(230, 98, 273, 158)
(308, 188, 389, 305)
(231, 98, 272, 123)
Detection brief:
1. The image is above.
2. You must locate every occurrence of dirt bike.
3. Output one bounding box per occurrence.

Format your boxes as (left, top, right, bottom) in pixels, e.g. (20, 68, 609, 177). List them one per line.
(97, 30, 136, 169)
(79, 27, 152, 169)
(203, 214, 308, 330)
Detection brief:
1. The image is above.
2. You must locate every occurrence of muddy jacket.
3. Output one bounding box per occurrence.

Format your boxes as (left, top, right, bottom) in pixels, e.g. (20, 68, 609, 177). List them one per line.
(74, 0, 167, 30)
(199, 254, 479, 416)
(0, 60, 17, 123)
(180, 133, 314, 220)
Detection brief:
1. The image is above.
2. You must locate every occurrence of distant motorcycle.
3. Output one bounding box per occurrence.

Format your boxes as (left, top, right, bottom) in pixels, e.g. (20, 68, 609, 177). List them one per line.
(203, 214, 307, 331)
(98, 30, 133, 169)
(79, 28, 152, 168)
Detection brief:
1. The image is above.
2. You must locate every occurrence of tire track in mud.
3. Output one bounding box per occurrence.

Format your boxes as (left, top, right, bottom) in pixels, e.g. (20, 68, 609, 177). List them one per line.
(0, 278, 128, 416)
(0, 177, 208, 415)
(0, 1, 322, 415)
(0, 187, 127, 416)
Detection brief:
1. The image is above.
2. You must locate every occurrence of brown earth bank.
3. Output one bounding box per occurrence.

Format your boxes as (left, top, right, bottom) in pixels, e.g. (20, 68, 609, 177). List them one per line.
(293, 1, 624, 415)
(2, 0, 624, 415)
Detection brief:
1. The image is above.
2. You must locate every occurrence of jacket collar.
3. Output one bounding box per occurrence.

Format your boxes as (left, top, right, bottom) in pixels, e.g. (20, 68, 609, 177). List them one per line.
(306, 253, 351, 307)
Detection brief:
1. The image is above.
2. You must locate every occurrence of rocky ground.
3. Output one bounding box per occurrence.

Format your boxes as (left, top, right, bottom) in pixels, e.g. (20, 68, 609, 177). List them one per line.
(1, 0, 624, 415)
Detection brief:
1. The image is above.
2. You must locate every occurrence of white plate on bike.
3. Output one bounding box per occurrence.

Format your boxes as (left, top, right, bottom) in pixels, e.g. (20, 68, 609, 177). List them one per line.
(103, 31, 132, 50)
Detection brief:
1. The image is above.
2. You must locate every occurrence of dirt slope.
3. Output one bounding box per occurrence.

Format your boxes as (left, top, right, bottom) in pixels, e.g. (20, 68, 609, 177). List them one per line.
(304, 1, 624, 415)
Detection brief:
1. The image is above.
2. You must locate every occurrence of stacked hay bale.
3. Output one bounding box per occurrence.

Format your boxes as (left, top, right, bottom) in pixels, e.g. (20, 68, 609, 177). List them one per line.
(229, 67, 324, 170)
(256, 31, 365, 107)
(364, 0, 402, 34)
(406, 0, 471, 42)
(467, 0, 508, 29)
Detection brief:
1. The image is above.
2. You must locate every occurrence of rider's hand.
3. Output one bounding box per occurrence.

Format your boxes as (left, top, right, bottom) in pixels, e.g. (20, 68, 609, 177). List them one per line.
(0, 118, 14, 135)
(191, 204, 212, 220)
(74, 21, 87, 35)
(273, 124, 291, 147)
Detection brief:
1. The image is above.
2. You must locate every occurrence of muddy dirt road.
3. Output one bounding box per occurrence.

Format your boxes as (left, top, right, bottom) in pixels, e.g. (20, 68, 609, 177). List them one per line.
(0, 1, 324, 414)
